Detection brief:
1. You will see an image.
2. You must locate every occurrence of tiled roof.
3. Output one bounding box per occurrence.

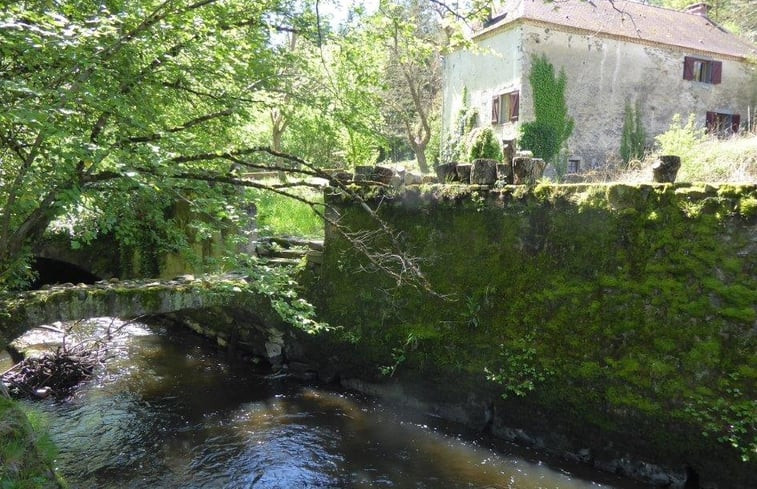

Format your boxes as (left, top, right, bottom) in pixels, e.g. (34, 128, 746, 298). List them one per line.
(478, 0, 756, 59)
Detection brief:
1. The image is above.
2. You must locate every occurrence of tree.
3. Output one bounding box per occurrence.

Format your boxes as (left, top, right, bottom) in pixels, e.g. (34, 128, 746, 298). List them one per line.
(0, 0, 439, 294)
(0, 0, 320, 288)
(372, 0, 444, 173)
(519, 54, 574, 163)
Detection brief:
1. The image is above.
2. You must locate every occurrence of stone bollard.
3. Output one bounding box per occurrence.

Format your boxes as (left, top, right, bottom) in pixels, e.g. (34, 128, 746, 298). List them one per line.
(331, 170, 353, 184)
(354, 165, 373, 182)
(471, 159, 498, 185)
(436, 163, 458, 183)
(531, 158, 546, 181)
(512, 156, 533, 185)
(497, 163, 513, 184)
(502, 140, 516, 166)
(372, 166, 395, 184)
(652, 155, 681, 183)
(456, 163, 472, 183)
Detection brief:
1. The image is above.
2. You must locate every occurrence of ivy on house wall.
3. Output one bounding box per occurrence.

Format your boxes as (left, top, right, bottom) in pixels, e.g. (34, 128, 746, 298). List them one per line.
(519, 54, 574, 163)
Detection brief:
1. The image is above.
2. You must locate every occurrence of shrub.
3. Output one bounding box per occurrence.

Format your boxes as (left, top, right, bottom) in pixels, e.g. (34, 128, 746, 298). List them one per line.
(618, 128, 756, 184)
(620, 101, 646, 166)
(468, 127, 502, 161)
(655, 114, 705, 172)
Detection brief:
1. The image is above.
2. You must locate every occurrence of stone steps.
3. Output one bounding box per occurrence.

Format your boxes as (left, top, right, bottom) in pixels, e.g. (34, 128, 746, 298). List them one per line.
(255, 236, 324, 267)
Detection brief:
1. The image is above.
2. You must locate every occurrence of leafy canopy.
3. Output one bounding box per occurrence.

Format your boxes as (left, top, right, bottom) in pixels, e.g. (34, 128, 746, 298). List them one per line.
(0, 0, 317, 287)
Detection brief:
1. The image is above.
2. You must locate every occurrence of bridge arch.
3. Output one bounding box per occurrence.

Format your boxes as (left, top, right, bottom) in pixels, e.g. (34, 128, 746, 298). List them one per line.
(30, 257, 101, 289)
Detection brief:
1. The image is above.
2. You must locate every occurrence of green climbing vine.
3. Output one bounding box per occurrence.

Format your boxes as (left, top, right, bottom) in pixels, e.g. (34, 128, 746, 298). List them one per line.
(519, 54, 574, 163)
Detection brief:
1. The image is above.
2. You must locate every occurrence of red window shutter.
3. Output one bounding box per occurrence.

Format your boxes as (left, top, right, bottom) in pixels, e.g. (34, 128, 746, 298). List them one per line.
(510, 92, 520, 121)
(711, 61, 722, 84)
(731, 114, 741, 133)
(705, 111, 716, 132)
(491, 96, 500, 124)
(683, 56, 695, 80)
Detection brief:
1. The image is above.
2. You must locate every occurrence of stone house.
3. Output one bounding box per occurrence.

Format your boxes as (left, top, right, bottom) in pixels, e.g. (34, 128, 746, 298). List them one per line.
(441, 0, 757, 171)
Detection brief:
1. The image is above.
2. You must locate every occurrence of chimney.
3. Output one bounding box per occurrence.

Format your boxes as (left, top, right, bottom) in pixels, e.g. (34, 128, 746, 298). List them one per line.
(685, 3, 710, 17)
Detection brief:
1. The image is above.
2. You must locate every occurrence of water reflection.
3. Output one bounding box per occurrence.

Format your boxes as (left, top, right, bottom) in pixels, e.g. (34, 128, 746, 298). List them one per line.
(23, 319, 645, 488)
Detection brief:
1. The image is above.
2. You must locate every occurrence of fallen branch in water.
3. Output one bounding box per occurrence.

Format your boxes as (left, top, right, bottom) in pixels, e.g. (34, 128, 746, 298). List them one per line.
(1, 316, 146, 400)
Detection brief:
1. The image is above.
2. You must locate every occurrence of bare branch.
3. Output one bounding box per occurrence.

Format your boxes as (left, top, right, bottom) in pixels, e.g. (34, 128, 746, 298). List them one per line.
(124, 109, 235, 144)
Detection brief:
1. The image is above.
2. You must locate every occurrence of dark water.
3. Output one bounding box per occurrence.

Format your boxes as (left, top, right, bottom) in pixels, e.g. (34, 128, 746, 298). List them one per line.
(21, 319, 649, 489)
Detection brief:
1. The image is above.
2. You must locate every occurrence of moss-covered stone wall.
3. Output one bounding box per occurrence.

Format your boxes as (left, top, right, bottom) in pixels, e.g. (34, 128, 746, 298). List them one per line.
(315, 182, 756, 488)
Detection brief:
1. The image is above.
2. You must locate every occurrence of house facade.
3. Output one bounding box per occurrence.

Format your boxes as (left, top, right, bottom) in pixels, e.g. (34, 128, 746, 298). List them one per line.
(441, 0, 757, 171)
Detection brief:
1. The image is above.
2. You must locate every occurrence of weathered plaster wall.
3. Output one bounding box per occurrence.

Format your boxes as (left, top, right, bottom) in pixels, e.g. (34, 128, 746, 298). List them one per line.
(313, 183, 757, 489)
(520, 24, 756, 168)
(442, 26, 524, 143)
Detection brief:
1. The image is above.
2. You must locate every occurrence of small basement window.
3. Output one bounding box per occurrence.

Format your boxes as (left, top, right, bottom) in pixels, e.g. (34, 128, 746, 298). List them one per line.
(683, 56, 722, 84)
(491, 91, 519, 124)
(567, 157, 581, 173)
(706, 111, 740, 137)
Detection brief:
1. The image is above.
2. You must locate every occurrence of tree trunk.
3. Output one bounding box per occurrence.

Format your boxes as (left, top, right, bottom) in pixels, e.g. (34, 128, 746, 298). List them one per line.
(414, 145, 429, 174)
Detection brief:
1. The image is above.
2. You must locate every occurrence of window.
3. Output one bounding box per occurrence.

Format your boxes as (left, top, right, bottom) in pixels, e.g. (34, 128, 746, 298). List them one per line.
(706, 111, 740, 137)
(683, 56, 722, 84)
(491, 91, 519, 124)
(567, 157, 581, 173)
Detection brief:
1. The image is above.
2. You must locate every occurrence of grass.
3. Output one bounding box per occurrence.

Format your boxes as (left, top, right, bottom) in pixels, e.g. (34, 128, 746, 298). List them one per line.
(610, 132, 757, 184)
(0, 397, 64, 488)
(675, 132, 757, 182)
(252, 185, 325, 238)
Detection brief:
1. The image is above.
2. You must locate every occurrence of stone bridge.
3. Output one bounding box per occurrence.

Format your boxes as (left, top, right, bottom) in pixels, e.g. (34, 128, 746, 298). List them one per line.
(0, 274, 263, 352)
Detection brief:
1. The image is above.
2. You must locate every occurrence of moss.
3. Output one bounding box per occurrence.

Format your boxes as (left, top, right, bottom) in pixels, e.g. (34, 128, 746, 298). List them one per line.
(738, 196, 757, 218)
(316, 182, 757, 471)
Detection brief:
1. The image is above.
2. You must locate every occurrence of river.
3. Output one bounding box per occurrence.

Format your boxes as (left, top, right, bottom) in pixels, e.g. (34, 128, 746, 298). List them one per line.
(9, 318, 651, 488)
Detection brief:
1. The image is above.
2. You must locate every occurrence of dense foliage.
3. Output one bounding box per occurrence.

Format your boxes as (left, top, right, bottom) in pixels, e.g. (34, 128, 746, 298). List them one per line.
(0, 0, 494, 290)
(0, 0, 315, 288)
(519, 121, 558, 162)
